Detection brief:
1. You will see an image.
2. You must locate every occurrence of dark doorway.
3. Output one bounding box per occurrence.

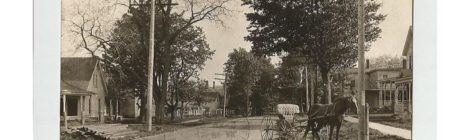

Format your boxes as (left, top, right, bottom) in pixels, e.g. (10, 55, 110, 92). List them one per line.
(66, 96, 79, 116)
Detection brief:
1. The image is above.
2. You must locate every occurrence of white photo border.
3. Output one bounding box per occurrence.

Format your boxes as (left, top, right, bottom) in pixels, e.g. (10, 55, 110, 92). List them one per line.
(34, 0, 61, 139)
(33, 0, 437, 139)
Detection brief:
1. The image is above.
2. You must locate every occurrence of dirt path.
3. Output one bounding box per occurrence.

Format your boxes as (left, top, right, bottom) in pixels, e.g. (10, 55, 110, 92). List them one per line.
(344, 116, 411, 139)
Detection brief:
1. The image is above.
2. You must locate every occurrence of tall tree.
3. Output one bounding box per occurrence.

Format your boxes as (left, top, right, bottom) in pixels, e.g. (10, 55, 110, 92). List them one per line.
(368, 55, 403, 68)
(167, 28, 215, 120)
(243, 0, 385, 103)
(224, 48, 273, 116)
(97, 13, 214, 121)
(276, 54, 307, 107)
(67, 0, 230, 123)
(250, 56, 277, 116)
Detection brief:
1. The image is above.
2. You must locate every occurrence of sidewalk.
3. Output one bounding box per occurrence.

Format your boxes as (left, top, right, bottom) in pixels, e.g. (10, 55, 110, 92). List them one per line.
(344, 116, 411, 139)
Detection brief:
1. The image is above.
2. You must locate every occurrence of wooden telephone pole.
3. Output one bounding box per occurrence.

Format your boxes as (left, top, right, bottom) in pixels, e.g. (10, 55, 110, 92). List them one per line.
(128, 0, 178, 132)
(305, 66, 309, 112)
(215, 73, 227, 117)
(357, 0, 368, 139)
(146, 0, 156, 132)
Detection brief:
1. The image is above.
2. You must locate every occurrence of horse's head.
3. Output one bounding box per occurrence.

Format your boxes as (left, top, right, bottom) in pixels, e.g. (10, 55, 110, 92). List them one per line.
(345, 96, 359, 114)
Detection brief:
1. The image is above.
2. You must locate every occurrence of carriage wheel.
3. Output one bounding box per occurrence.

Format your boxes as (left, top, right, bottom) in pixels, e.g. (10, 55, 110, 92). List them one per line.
(261, 115, 277, 140)
(291, 125, 306, 138)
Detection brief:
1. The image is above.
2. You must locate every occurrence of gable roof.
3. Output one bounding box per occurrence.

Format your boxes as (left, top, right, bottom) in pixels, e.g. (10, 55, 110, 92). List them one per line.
(61, 57, 97, 94)
(204, 85, 225, 97)
(402, 26, 413, 56)
(344, 67, 402, 75)
(61, 57, 97, 81)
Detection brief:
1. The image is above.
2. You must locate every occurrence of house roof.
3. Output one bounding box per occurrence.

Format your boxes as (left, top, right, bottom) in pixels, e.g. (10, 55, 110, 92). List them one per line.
(61, 57, 97, 95)
(344, 67, 402, 75)
(402, 26, 413, 56)
(204, 85, 225, 96)
(61, 57, 97, 81)
(61, 79, 94, 95)
(366, 67, 403, 74)
(377, 69, 412, 83)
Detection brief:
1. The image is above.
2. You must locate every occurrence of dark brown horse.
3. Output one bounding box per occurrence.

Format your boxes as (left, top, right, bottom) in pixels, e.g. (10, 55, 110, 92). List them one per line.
(303, 95, 358, 140)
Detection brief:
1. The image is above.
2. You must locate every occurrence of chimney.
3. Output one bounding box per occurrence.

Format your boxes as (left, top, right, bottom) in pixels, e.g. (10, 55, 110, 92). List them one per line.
(366, 59, 370, 69)
(213, 81, 215, 89)
(402, 59, 407, 69)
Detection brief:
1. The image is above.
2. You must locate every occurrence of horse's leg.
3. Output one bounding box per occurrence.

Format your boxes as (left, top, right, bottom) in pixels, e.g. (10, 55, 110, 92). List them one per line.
(312, 123, 318, 140)
(328, 124, 334, 140)
(313, 130, 319, 140)
(335, 124, 341, 140)
(313, 124, 322, 140)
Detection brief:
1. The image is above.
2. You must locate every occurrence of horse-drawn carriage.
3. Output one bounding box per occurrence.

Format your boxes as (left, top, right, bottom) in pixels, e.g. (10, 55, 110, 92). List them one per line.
(260, 104, 308, 140)
(260, 96, 358, 140)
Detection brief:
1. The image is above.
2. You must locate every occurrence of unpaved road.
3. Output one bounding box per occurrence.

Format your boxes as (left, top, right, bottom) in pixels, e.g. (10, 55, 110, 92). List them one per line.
(137, 116, 304, 140)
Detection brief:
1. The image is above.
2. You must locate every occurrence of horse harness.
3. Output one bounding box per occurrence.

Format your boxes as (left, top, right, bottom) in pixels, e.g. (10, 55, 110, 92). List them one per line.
(309, 103, 337, 120)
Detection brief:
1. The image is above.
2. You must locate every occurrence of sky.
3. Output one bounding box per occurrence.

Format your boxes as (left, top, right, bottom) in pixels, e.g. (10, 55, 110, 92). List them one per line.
(61, 0, 412, 86)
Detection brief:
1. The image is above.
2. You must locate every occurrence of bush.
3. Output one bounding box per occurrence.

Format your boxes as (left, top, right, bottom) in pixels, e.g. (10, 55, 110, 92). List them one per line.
(370, 106, 393, 114)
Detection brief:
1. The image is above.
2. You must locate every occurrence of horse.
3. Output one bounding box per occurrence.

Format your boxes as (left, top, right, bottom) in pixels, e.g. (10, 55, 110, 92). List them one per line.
(303, 95, 358, 140)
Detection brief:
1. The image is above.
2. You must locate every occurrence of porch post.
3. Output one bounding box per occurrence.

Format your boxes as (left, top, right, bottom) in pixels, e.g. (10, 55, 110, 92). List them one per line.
(389, 82, 395, 107)
(408, 83, 412, 113)
(80, 96, 85, 125)
(110, 99, 114, 120)
(400, 84, 405, 112)
(116, 99, 119, 117)
(378, 83, 383, 108)
(63, 95, 67, 129)
(393, 84, 399, 114)
(386, 82, 392, 106)
(99, 98, 104, 123)
(401, 84, 404, 103)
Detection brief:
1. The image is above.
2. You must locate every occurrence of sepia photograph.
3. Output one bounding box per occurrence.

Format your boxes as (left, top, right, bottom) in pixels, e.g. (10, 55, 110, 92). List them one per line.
(59, 0, 413, 139)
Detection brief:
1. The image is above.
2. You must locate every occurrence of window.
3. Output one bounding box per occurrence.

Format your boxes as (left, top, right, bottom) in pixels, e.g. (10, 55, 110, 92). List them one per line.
(89, 97, 92, 114)
(409, 56, 413, 70)
(383, 75, 388, 79)
(93, 74, 97, 87)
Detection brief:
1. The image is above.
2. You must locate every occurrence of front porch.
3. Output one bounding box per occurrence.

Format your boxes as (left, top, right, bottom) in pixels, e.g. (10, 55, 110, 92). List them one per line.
(377, 77, 412, 114)
(61, 89, 96, 128)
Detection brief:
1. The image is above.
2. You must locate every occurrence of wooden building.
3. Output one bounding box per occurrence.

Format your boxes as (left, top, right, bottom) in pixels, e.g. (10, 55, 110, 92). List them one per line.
(60, 57, 107, 126)
(378, 26, 413, 114)
(344, 26, 413, 114)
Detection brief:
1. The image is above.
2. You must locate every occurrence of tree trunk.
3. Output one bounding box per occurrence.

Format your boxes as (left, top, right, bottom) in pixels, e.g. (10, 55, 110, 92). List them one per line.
(327, 72, 332, 104)
(175, 87, 180, 119)
(169, 105, 176, 120)
(139, 95, 147, 123)
(320, 67, 331, 104)
(246, 90, 250, 117)
(340, 74, 344, 95)
(155, 69, 168, 123)
(180, 100, 184, 119)
(154, 3, 173, 124)
(310, 65, 316, 104)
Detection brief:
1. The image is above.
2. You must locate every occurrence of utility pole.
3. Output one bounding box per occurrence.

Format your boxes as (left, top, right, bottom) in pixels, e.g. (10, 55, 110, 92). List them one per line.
(128, 0, 179, 132)
(357, 0, 368, 139)
(215, 73, 227, 117)
(305, 66, 309, 112)
(298, 67, 305, 112)
(146, 0, 156, 132)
